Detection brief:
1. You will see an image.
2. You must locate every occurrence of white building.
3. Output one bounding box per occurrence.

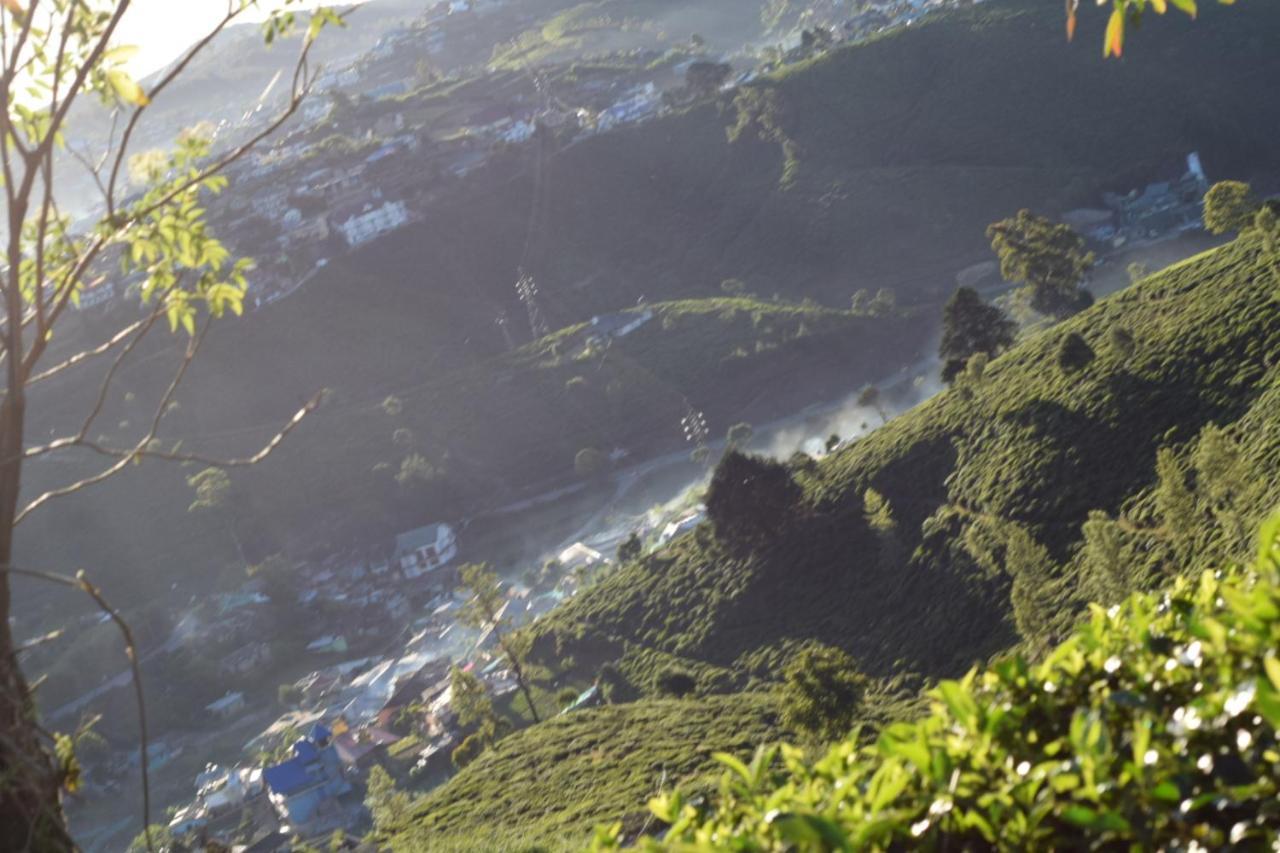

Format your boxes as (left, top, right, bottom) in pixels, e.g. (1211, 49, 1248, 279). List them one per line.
(596, 83, 661, 131)
(395, 523, 458, 579)
(205, 691, 246, 720)
(557, 542, 605, 572)
(334, 199, 410, 247)
(658, 506, 706, 545)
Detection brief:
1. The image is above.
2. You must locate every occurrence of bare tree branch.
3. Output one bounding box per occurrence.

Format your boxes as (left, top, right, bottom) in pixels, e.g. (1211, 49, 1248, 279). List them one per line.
(17, 371, 322, 525)
(26, 302, 162, 386)
(0, 563, 153, 853)
(28, 390, 323, 470)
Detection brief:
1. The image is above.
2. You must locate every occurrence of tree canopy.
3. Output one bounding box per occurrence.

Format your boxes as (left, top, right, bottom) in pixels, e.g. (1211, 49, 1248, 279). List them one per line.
(987, 210, 1095, 319)
(706, 451, 803, 550)
(777, 644, 867, 742)
(1203, 181, 1259, 235)
(939, 287, 1017, 384)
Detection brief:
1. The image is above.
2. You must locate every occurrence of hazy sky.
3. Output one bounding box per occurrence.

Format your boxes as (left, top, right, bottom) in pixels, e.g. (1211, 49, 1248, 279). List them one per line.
(115, 0, 372, 76)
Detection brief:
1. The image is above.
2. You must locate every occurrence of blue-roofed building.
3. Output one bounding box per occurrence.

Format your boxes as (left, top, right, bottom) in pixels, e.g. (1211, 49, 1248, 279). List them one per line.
(262, 729, 351, 831)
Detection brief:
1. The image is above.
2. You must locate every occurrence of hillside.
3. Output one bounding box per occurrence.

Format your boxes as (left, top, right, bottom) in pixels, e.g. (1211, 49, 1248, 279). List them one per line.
(390, 229, 1280, 848)
(413, 0, 1280, 312)
(528, 229, 1280, 703)
(24, 297, 922, 706)
(633, 520, 1280, 849)
(19, 0, 1280, 650)
(386, 694, 782, 851)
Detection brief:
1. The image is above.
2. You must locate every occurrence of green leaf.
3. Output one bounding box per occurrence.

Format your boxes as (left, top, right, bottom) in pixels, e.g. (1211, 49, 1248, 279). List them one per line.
(713, 752, 752, 784)
(769, 813, 852, 850)
(105, 69, 149, 106)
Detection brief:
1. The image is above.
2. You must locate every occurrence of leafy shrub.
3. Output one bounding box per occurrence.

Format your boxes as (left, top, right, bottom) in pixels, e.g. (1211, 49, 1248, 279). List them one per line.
(1203, 180, 1259, 235)
(599, 513, 1280, 851)
(778, 644, 867, 742)
(655, 668, 698, 699)
(451, 732, 486, 769)
(1057, 332, 1095, 374)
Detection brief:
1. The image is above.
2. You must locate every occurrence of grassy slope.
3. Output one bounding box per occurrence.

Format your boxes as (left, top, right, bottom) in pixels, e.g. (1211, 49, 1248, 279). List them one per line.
(387, 694, 782, 851)
(531, 232, 1280, 695)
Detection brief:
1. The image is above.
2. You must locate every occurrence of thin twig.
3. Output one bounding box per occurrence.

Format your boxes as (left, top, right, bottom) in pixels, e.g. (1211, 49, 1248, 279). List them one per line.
(26, 302, 161, 386)
(0, 563, 153, 853)
(17, 388, 322, 524)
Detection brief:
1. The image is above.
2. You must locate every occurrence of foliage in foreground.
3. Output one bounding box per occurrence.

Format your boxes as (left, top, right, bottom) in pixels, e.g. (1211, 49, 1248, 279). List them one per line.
(595, 513, 1280, 851)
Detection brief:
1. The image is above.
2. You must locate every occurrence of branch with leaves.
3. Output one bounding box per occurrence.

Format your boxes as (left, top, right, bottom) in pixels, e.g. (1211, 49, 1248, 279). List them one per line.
(0, 1, 345, 848)
(1069, 0, 1236, 58)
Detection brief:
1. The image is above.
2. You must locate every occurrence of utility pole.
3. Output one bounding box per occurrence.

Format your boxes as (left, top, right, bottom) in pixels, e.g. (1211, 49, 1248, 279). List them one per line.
(515, 271, 549, 340)
(681, 403, 709, 463)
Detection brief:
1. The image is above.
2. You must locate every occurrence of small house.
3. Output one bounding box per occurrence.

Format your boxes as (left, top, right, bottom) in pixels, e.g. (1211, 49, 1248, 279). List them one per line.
(394, 523, 458, 579)
(332, 198, 410, 247)
(332, 726, 401, 770)
(557, 542, 605, 573)
(306, 635, 349, 655)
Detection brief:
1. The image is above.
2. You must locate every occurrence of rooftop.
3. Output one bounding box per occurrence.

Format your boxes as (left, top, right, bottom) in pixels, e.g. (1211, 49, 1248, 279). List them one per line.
(396, 523, 449, 555)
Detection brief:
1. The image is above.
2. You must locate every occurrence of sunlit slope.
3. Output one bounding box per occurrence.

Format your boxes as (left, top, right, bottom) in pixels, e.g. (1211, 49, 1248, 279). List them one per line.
(530, 231, 1280, 694)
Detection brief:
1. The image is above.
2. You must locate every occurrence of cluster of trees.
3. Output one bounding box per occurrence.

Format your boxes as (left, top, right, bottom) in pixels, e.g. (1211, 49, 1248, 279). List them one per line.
(940, 209, 1096, 385)
(850, 287, 897, 317)
(705, 450, 803, 551)
(942, 178, 1280, 387)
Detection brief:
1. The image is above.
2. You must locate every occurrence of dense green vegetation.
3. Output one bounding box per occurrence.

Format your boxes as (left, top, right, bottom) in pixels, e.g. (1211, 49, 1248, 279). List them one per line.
(530, 229, 1280, 704)
(605, 514, 1280, 849)
(386, 694, 783, 850)
(381, 228, 1280, 849)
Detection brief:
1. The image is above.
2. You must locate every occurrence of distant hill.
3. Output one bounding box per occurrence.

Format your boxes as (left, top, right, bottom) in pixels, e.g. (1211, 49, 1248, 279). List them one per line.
(20, 295, 921, 682)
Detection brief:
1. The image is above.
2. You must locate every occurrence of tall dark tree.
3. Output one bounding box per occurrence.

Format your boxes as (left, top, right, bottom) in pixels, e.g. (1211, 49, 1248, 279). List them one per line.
(706, 450, 803, 549)
(939, 288, 1017, 384)
(987, 210, 1095, 319)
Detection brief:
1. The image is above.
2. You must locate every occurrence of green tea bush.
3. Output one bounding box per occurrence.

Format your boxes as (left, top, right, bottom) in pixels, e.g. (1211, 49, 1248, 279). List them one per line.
(595, 512, 1280, 850)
